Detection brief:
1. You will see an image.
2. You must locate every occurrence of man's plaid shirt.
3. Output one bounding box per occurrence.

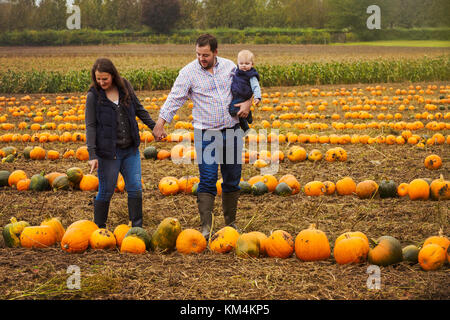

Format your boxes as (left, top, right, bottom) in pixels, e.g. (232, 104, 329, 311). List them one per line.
(159, 56, 239, 130)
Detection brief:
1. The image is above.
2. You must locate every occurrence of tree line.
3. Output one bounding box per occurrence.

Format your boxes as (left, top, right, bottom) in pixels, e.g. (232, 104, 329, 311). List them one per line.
(0, 0, 448, 33)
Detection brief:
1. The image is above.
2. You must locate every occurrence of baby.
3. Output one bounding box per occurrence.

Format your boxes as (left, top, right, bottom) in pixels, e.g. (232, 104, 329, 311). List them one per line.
(229, 49, 261, 131)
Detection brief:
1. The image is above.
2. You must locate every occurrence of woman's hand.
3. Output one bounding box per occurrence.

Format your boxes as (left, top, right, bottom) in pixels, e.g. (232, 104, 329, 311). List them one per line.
(88, 159, 98, 174)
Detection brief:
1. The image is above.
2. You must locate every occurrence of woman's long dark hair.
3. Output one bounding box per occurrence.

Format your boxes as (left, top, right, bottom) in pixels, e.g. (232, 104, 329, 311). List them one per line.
(90, 58, 131, 107)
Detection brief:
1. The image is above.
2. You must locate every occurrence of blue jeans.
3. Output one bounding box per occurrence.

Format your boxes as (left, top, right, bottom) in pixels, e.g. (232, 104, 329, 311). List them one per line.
(194, 124, 244, 196)
(96, 146, 142, 202)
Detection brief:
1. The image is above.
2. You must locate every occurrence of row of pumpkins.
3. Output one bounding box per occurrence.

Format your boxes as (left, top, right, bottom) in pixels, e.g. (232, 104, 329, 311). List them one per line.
(2, 216, 449, 271)
(1, 145, 89, 163)
(0, 167, 99, 192)
(158, 174, 450, 201)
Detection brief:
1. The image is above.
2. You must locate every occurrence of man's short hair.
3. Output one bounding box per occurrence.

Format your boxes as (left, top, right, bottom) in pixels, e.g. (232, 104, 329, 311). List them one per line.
(196, 34, 218, 52)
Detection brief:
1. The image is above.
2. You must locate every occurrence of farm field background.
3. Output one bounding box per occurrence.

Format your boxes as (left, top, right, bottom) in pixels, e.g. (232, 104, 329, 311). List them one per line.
(0, 41, 450, 72)
(0, 43, 449, 301)
(1, 43, 449, 73)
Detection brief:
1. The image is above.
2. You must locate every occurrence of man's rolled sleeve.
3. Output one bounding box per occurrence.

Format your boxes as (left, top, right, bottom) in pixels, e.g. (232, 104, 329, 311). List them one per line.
(159, 69, 191, 123)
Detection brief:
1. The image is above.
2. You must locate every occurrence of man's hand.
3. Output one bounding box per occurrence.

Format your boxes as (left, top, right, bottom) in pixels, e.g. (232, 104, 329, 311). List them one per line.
(153, 118, 167, 141)
(88, 159, 98, 174)
(235, 99, 252, 118)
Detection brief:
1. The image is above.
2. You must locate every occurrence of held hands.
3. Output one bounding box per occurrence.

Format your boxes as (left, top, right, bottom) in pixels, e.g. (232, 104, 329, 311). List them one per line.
(153, 118, 167, 141)
(235, 99, 252, 118)
(88, 159, 98, 174)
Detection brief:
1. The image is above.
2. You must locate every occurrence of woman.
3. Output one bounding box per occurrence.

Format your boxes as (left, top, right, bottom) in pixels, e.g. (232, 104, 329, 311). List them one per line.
(85, 58, 156, 228)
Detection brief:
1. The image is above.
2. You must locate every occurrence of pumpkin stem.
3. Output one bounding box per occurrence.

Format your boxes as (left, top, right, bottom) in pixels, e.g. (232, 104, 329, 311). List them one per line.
(309, 223, 316, 229)
(10, 217, 17, 223)
(438, 228, 443, 237)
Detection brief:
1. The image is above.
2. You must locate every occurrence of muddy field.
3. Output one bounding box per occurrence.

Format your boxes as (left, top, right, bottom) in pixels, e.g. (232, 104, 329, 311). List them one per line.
(0, 82, 449, 301)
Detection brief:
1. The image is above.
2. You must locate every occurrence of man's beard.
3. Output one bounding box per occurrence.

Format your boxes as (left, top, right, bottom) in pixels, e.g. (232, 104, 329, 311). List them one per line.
(199, 57, 215, 70)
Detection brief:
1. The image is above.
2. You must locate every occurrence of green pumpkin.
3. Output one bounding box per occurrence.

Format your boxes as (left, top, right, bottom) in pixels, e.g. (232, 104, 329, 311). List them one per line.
(52, 175, 70, 191)
(0, 170, 11, 187)
(378, 180, 397, 198)
(192, 182, 199, 196)
(23, 146, 33, 160)
(66, 167, 84, 185)
(1, 146, 17, 157)
(251, 181, 268, 196)
(2, 217, 30, 247)
(143, 146, 158, 160)
(150, 217, 182, 252)
(274, 182, 292, 196)
(2, 154, 15, 163)
(402, 245, 419, 264)
(235, 233, 260, 258)
(368, 236, 403, 266)
(239, 181, 252, 194)
(124, 227, 151, 250)
(30, 173, 50, 191)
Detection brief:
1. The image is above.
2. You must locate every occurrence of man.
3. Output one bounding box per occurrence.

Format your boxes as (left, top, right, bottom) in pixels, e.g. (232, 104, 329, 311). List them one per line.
(152, 34, 252, 240)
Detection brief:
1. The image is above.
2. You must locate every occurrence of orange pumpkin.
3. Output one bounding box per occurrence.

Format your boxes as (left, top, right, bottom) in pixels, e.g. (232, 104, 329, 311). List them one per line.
(89, 228, 116, 250)
(355, 180, 378, 199)
(323, 181, 336, 195)
(170, 144, 185, 160)
(335, 177, 356, 196)
(262, 174, 278, 192)
(304, 181, 326, 196)
(20, 225, 57, 248)
(61, 220, 99, 253)
(429, 175, 450, 200)
(334, 232, 369, 264)
(115, 173, 125, 192)
(418, 244, 446, 271)
(47, 150, 60, 160)
(40, 217, 65, 242)
(8, 170, 27, 188)
(294, 224, 330, 261)
(248, 175, 264, 186)
(397, 183, 409, 197)
(158, 176, 179, 196)
(113, 224, 131, 247)
(287, 146, 307, 162)
(63, 149, 75, 159)
(29, 146, 46, 160)
(278, 174, 301, 195)
(264, 230, 294, 259)
(209, 226, 240, 254)
(176, 229, 207, 254)
(79, 174, 99, 191)
(16, 178, 31, 191)
(177, 176, 200, 194)
(156, 149, 171, 160)
(307, 149, 323, 161)
(368, 236, 403, 266)
(120, 235, 147, 254)
(408, 179, 430, 200)
(423, 231, 450, 257)
(424, 154, 442, 170)
(75, 146, 89, 161)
